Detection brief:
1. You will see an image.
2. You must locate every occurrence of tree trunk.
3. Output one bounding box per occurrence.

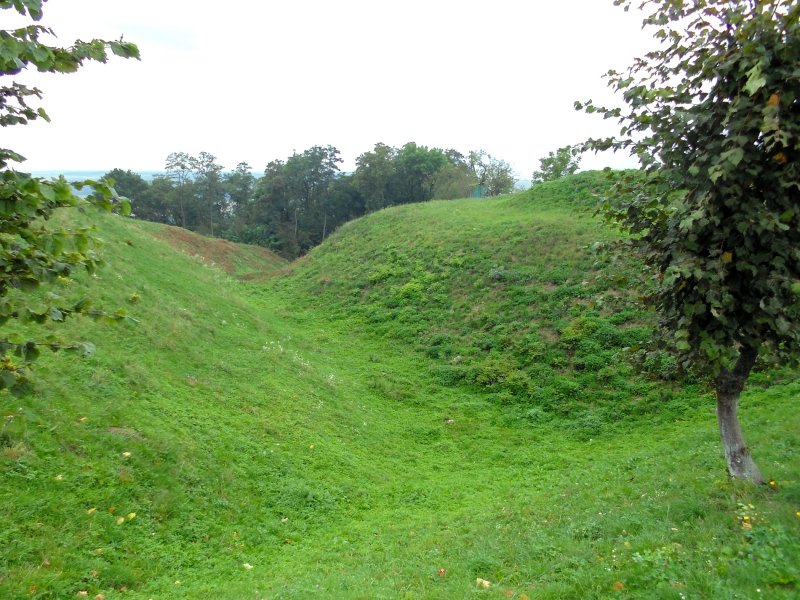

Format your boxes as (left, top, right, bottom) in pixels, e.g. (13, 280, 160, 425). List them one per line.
(209, 198, 214, 238)
(715, 345, 764, 484)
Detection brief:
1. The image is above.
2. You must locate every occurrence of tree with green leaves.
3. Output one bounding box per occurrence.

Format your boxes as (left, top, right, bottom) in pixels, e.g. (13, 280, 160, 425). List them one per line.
(431, 160, 477, 200)
(144, 175, 180, 225)
(282, 145, 342, 250)
(353, 143, 398, 211)
(579, 0, 799, 482)
(189, 151, 224, 237)
(165, 152, 194, 228)
(100, 169, 149, 202)
(0, 0, 139, 388)
(224, 162, 256, 211)
(392, 142, 448, 204)
(483, 156, 516, 197)
(244, 147, 346, 257)
(469, 150, 517, 197)
(99, 167, 186, 226)
(531, 145, 581, 184)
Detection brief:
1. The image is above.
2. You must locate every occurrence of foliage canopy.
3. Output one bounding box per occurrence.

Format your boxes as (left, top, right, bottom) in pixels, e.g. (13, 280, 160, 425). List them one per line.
(532, 145, 581, 183)
(0, 0, 139, 387)
(116, 143, 517, 259)
(579, 0, 799, 481)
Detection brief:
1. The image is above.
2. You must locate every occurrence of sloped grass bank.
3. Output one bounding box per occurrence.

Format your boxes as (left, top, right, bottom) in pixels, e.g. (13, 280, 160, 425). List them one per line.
(0, 186, 797, 598)
(150, 221, 287, 281)
(267, 173, 691, 434)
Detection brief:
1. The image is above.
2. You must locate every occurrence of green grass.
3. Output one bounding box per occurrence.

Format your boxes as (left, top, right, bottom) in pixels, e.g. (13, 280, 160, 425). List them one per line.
(267, 172, 691, 430)
(1, 174, 798, 599)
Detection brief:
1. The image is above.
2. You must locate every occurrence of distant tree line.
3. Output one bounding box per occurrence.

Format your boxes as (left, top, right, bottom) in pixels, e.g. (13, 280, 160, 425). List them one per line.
(103, 143, 516, 258)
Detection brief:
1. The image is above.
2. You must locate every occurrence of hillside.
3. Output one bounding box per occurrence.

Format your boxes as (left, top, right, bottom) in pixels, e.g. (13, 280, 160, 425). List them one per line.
(267, 172, 690, 432)
(152, 223, 287, 281)
(1, 174, 798, 599)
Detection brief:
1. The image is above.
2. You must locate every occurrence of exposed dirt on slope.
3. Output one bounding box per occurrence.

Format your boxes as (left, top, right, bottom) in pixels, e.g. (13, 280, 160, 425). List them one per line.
(156, 226, 287, 281)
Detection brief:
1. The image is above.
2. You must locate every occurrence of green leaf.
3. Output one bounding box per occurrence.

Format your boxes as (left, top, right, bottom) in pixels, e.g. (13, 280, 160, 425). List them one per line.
(0, 148, 27, 164)
(720, 147, 744, 167)
(72, 298, 92, 313)
(1, 369, 18, 389)
(744, 65, 766, 96)
(109, 41, 141, 60)
(708, 165, 724, 183)
(22, 0, 44, 20)
(16, 341, 39, 362)
(18, 277, 39, 292)
(775, 318, 791, 335)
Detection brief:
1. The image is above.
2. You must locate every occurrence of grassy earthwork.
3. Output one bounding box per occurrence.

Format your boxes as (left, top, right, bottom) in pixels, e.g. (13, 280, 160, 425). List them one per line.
(1, 173, 797, 598)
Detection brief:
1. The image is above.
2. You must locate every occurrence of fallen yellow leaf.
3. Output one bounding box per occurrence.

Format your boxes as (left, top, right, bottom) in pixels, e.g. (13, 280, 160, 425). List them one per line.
(116, 516, 125, 525)
(476, 578, 491, 589)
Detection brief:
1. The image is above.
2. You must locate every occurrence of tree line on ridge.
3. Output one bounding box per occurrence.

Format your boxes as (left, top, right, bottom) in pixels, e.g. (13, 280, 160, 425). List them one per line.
(103, 143, 519, 258)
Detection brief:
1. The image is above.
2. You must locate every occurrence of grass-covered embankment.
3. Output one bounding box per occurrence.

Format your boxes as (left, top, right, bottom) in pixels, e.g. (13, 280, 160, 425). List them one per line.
(1, 173, 797, 598)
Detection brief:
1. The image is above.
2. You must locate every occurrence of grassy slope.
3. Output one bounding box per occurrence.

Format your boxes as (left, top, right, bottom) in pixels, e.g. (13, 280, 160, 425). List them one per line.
(0, 176, 798, 599)
(269, 173, 692, 430)
(150, 223, 287, 281)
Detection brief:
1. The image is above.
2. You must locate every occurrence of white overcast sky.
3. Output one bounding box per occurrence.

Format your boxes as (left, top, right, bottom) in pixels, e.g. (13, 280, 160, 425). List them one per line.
(4, 0, 654, 177)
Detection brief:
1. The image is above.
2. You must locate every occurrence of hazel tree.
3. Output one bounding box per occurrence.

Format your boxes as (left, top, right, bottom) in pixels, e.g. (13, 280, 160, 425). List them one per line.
(578, 0, 799, 483)
(0, 0, 139, 388)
